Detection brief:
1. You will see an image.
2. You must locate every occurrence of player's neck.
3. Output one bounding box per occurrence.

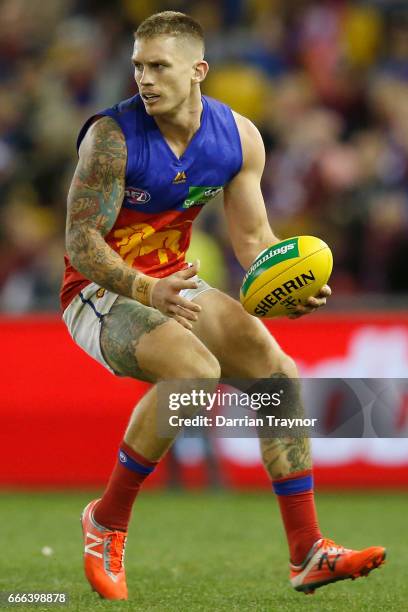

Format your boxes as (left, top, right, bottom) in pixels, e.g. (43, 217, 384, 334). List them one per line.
(153, 89, 203, 154)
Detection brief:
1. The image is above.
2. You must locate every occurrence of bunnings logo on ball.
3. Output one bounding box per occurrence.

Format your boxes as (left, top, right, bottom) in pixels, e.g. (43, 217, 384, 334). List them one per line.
(241, 238, 299, 297)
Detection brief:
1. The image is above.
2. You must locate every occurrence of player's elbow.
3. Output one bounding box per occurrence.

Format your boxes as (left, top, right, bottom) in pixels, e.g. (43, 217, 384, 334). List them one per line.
(65, 226, 88, 271)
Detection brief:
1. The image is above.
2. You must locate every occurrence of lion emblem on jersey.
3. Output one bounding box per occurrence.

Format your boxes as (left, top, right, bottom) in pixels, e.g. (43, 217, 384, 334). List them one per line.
(113, 223, 183, 266)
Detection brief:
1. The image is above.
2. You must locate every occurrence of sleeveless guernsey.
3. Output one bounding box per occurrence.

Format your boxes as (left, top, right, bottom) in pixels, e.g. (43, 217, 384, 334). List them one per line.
(61, 94, 242, 310)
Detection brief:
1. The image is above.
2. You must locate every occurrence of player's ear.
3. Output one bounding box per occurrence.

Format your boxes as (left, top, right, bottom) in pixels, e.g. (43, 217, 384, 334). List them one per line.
(192, 60, 209, 83)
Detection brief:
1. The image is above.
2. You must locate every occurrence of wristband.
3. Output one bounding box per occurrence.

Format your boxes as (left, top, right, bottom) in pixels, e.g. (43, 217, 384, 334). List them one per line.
(133, 275, 158, 306)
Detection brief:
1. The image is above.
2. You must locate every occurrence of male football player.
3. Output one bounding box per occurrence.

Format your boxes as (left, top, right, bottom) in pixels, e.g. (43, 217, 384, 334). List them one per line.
(62, 11, 385, 601)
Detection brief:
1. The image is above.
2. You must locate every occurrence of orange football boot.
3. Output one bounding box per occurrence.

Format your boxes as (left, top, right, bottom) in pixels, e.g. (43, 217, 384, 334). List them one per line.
(81, 499, 128, 600)
(290, 537, 386, 594)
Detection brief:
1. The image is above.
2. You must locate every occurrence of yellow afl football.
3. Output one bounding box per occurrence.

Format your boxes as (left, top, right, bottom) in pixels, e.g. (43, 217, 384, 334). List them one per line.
(240, 236, 333, 318)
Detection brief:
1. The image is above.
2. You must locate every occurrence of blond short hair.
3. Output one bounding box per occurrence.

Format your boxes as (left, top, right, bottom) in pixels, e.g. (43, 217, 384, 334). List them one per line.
(135, 11, 204, 53)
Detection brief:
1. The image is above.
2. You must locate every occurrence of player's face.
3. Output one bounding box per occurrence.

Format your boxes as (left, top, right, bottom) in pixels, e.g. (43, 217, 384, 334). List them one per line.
(132, 36, 204, 116)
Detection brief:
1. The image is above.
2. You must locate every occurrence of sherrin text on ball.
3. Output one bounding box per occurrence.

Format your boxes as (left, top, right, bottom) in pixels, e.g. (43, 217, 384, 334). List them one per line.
(240, 236, 333, 318)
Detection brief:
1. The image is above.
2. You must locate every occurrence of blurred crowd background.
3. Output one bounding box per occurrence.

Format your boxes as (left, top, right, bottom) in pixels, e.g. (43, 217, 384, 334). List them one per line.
(1, 0, 408, 312)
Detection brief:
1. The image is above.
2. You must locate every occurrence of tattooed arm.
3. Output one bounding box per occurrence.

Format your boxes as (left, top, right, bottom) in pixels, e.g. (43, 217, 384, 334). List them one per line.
(66, 116, 156, 304)
(66, 116, 202, 327)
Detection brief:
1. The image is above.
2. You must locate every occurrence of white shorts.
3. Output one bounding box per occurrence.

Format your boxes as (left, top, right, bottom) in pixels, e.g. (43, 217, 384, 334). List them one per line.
(62, 278, 213, 375)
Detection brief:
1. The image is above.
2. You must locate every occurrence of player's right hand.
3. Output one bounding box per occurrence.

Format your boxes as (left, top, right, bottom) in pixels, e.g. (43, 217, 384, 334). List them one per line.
(150, 260, 202, 330)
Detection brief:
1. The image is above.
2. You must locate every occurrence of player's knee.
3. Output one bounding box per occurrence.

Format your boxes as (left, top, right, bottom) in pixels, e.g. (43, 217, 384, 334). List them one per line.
(155, 324, 220, 379)
(137, 320, 220, 381)
(174, 346, 221, 380)
(274, 351, 298, 378)
(233, 324, 282, 375)
(200, 351, 221, 379)
(223, 313, 299, 379)
(247, 327, 274, 358)
(251, 336, 298, 379)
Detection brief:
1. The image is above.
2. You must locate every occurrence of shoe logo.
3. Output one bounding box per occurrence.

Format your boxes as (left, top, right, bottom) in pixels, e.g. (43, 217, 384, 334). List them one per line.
(85, 532, 103, 558)
(317, 552, 341, 572)
(173, 171, 187, 184)
(119, 451, 127, 464)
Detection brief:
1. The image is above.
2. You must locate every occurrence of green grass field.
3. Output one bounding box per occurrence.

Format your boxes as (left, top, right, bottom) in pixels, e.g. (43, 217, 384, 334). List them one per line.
(0, 491, 406, 612)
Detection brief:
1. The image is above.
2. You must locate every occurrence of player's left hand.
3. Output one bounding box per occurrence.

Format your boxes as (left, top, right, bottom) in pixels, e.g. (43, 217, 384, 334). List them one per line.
(287, 284, 332, 319)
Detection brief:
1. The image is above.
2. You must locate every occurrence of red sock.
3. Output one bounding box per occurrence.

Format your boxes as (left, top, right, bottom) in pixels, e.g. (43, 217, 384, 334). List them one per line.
(93, 441, 157, 532)
(272, 469, 322, 565)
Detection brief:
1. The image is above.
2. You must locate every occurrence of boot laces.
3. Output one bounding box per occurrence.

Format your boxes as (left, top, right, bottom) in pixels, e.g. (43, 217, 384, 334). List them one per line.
(320, 538, 345, 555)
(106, 531, 127, 574)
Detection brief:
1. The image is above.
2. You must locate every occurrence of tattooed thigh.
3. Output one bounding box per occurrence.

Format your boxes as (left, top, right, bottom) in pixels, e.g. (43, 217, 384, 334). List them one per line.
(100, 296, 168, 381)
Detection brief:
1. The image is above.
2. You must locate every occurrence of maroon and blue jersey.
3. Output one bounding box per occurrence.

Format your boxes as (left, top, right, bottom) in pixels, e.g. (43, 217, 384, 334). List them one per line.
(61, 94, 243, 310)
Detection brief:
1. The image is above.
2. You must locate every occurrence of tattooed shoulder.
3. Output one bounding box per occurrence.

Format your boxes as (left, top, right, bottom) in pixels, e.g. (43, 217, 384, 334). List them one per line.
(67, 116, 127, 239)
